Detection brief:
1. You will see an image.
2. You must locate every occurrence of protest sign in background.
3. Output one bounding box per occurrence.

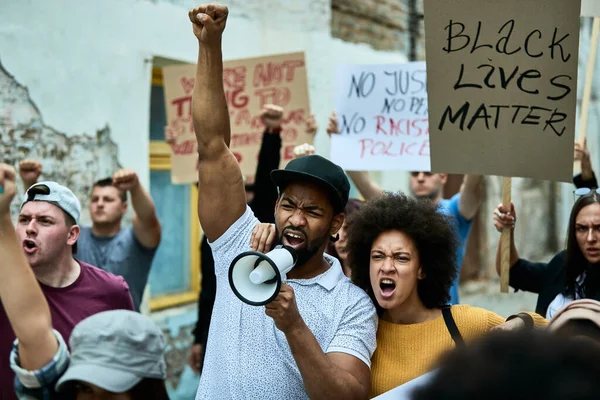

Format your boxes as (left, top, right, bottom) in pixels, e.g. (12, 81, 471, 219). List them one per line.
(424, 0, 581, 182)
(162, 52, 311, 184)
(331, 62, 429, 171)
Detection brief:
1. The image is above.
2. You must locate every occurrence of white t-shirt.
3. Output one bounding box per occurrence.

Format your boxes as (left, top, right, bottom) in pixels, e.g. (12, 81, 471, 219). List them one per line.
(195, 207, 378, 400)
(546, 273, 586, 319)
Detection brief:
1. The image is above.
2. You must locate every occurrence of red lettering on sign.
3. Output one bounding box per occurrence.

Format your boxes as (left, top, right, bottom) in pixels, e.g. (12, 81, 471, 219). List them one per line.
(374, 116, 429, 137)
(253, 60, 305, 88)
(254, 87, 291, 107)
(171, 139, 197, 155)
(358, 138, 429, 159)
(283, 145, 295, 160)
(171, 96, 192, 118)
(225, 88, 249, 109)
(223, 66, 247, 88)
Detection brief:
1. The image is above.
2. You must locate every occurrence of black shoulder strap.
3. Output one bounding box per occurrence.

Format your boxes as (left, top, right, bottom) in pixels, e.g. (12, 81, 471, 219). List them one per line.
(442, 305, 465, 348)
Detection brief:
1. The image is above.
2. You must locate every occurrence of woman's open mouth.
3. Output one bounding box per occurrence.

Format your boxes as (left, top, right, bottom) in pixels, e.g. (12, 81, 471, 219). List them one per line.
(379, 278, 397, 299)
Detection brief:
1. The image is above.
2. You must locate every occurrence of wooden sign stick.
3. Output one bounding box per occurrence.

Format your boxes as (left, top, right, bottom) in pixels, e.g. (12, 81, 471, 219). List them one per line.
(500, 176, 512, 293)
(574, 17, 600, 174)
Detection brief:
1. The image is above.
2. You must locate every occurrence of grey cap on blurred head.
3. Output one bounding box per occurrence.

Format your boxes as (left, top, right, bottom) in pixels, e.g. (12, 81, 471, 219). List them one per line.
(20, 181, 81, 223)
(55, 310, 167, 392)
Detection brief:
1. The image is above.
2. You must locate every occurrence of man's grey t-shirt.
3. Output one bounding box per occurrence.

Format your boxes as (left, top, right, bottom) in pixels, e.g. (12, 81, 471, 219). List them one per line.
(75, 226, 156, 311)
(195, 206, 378, 400)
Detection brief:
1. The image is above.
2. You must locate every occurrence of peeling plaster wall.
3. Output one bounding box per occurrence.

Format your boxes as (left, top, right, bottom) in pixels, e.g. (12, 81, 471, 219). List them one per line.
(0, 61, 122, 224)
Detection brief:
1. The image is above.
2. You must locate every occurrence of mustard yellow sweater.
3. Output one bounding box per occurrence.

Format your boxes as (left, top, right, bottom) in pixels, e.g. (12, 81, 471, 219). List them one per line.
(370, 305, 547, 398)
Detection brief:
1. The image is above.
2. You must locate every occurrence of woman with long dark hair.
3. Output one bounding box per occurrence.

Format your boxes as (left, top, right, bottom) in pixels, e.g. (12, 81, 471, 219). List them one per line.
(494, 189, 600, 318)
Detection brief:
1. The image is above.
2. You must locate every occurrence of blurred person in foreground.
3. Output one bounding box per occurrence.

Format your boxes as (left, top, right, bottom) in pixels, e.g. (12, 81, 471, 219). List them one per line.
(345, 192, 546, 397)
(189, 3, 376, 399)
(548, 299, 600, 345)
(0, 164, 167, 399)
(411, 330, 600, 400)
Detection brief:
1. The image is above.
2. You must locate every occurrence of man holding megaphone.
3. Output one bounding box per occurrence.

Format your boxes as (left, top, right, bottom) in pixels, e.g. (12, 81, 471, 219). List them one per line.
(188, 3, 377, 400)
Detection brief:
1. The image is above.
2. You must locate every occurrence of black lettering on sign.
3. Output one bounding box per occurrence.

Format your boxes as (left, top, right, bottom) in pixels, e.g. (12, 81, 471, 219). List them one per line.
(439, 102, 568, 137)
(548, 75, 571, 101)
(384, 70, 427, 96)
(381, 98, 406, 114)
(340, 112, 366, 134)
(437, 18, 575, 140)
(444, 20, 471, 53)
(348, 72, 376, 98)
(496, 20, 521, 55)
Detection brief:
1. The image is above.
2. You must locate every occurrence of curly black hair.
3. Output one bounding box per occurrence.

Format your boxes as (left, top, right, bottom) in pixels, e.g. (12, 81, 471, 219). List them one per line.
(345, 192, 458, 313)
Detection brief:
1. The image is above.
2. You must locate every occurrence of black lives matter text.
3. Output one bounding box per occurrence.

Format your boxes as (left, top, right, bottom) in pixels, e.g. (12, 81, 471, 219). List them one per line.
(438, 19, 574, 136)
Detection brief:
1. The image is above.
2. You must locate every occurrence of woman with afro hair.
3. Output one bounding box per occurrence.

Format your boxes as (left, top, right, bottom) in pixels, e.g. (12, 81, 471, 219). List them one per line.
(345, 192, 546, 397)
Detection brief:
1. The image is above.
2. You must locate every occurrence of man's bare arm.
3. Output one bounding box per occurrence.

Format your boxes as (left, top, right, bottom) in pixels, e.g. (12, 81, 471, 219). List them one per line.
(347, 171, 383, 201)
(0, 164, 57, 370)
(112, 169, 161, 248)
(286, 322, 370, 400)
(458, 174, 483, 220)
(18, 159, 42, 192)
(189, 4, 246, 241)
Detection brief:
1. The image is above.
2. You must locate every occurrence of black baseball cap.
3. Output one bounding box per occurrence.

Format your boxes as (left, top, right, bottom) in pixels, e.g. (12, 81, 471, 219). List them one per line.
(270, 155, 350, 213)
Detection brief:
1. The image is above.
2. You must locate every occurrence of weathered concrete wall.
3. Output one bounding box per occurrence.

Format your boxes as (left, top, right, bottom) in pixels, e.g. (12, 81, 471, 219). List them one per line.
(0, 61, 123, 224)
(331, 0, 409, 53)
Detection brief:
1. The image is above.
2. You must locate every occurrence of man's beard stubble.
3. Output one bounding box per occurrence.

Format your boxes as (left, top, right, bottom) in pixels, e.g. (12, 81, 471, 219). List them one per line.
(413, 187, 441, 202)
(275, 226, 330, 268)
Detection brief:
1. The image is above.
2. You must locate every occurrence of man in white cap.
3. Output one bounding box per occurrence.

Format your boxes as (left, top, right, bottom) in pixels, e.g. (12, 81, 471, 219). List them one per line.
(0, 172, 134, 399)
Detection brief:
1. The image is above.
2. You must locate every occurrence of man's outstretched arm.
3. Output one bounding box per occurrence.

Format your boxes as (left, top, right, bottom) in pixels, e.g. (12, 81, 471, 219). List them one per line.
(189, 4, 246, 241)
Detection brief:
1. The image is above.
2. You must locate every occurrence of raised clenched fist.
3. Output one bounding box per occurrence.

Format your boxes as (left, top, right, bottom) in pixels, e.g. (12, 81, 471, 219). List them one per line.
(165, 126, 177, 145)
(260, 104, 284, 130)
(18, 159, 42, 188)
(326, 111, 339, 136)
(0, 163, 17, 215)
(293, 143, 315, 159)
(188, 3, 229, 45)
(305, 114, 317, 135)
(112, 169, 140, 192)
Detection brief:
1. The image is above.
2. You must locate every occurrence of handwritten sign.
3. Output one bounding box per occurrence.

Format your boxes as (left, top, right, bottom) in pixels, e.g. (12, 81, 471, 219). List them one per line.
(331, 62, 429, 171)
(424, 0, 581, 182)
(162, 52, 311, 184)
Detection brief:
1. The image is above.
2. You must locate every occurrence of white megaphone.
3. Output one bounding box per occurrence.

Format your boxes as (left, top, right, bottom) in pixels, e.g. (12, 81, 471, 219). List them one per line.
(228, 245, 298, 306)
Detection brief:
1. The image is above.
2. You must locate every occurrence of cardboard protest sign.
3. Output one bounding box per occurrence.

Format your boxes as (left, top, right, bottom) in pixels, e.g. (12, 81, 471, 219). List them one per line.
(424, 0, 581, 182)
(331, 62, 430, 171)
(162, 52, 311, 184)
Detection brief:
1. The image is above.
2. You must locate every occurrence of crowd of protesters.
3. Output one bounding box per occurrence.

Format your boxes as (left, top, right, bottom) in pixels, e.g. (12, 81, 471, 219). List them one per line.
(1, 2, 600, 400)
